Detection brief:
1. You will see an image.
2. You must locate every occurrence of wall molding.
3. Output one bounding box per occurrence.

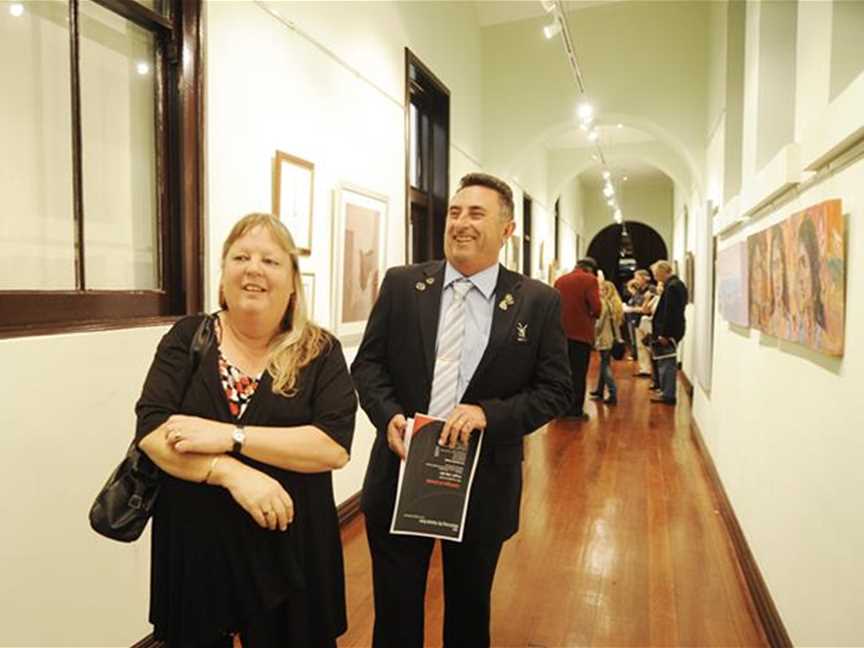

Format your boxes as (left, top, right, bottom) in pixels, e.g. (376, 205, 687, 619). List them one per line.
(689, 418, 792, 648)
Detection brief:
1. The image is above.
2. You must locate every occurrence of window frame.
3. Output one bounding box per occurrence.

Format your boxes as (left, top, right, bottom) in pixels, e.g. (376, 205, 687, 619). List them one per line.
(0, 0, 204, 339)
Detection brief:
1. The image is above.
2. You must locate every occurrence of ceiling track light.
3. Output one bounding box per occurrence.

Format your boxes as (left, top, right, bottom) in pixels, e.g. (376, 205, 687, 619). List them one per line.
(543, 21, 562, 39)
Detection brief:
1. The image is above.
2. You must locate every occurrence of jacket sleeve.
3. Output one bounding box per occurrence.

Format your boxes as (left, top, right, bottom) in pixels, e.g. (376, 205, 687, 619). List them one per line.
(478, 292, 573, 445)
(134, 317, 201, 441)
(586, 279, 601, 318)
(350, 269, 404, 435)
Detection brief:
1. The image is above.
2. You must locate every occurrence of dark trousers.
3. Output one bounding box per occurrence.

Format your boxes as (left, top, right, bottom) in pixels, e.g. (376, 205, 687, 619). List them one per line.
(567, 339, 592, 416)
(366, 518, 504, 648)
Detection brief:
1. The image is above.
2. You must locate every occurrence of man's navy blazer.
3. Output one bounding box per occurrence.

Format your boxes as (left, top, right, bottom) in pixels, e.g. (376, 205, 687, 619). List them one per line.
(351, 260, 572, 543)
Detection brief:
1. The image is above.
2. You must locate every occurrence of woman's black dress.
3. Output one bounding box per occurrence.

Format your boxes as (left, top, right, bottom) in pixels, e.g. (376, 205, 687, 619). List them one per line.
(135, 315, 357, 647)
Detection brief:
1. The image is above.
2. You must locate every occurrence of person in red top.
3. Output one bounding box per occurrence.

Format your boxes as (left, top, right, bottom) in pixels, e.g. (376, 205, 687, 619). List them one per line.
(554, 257, 602, 419)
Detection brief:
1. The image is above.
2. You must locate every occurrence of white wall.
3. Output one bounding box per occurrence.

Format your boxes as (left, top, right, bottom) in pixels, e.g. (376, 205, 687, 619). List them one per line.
(0, 326, 168, 645)
(557, 175, 586, 272)
(692, 1, 864, 643)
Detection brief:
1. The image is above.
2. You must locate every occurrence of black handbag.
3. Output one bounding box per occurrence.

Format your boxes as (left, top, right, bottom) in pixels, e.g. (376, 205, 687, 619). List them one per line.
(89, 314, 216, 542)
(610, 339, 626, 361)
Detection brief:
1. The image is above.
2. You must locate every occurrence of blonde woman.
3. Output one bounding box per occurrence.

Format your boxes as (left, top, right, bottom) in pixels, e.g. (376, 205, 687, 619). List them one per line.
(590, 281, 624, 405)
(137, 214, 357, 647)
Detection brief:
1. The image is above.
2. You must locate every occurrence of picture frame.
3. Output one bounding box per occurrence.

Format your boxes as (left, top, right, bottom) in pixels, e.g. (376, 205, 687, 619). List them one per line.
(332, 184, 388, 343)
(272, 150, 314, 255)
(300, 272, 316, 321)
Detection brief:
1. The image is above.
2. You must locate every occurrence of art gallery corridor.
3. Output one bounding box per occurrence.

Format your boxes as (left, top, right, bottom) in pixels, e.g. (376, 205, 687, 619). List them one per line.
(337, 367, 766, 648)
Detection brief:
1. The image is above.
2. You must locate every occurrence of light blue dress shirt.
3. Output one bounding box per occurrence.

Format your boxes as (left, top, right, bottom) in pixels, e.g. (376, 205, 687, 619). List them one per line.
(435, 262, 499, 403)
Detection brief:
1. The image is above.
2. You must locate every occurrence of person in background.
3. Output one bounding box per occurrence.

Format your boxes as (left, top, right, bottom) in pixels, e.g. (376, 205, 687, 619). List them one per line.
(554, 256, 602, 420)
(649, 260, 688, 405)
(590, 281, 624, 405)
(136, 213, 357, 647)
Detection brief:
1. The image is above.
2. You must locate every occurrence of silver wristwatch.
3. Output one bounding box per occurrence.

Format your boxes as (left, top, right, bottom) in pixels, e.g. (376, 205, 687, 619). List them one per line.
(231, 425, 246, 454)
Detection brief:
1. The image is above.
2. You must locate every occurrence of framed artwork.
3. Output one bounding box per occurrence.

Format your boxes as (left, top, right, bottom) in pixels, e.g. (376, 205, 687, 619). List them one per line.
(717, 241, 749, 327)
(272, 150, 314, 255)
(684, 251, 695, 303)
(300, 272, 316, 320)
(748, 199, 845, 355)
(332, 184, 388, 342)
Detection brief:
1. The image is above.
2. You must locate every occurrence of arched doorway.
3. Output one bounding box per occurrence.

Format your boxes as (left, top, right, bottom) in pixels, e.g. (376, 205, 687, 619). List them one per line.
(586, 221, 668, 292)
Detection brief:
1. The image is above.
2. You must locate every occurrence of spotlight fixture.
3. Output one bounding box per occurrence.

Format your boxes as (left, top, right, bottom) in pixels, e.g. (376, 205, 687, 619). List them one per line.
(136, 62, 150, 75)
(602, 170, 611, 180)
(543, 22, 562, 39)
(623, 176, 629, 181)
(607, 199, 615, 207)
(603, 185, 614, 198)
(617, 123, 623, 129)
(587, 129, 599, 142)
(577, 102, 594, 123)
(10, 3, 24, 16)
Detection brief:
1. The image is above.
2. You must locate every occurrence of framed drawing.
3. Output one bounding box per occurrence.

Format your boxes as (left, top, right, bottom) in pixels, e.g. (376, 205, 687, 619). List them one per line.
(272, 150, 314, 255)
(332, 184, 388, 342)
(300, 272, 316, 320)
(685, 251, 695, 303)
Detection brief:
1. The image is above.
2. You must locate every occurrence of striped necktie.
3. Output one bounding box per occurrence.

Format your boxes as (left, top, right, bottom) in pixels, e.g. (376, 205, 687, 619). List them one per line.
(427, 278, 473, 418)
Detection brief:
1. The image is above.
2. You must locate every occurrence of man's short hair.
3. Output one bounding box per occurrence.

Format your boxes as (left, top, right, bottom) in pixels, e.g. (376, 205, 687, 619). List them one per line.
(457, 172, 514, 221)
(635, 269, 651, 281)
(651, 260, 674, 275)
(577, 256, 598, 274)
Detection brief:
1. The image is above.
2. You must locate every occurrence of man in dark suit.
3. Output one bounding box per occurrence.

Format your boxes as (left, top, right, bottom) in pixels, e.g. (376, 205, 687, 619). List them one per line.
(553, 256, 601, 419)
(649, 260, 688, 405)
(351, 172, 572, 648)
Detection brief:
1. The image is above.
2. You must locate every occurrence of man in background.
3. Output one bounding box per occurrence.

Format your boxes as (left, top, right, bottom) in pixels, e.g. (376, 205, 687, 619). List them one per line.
(554, 257, 601, 420)
(649, 260, 688, 405)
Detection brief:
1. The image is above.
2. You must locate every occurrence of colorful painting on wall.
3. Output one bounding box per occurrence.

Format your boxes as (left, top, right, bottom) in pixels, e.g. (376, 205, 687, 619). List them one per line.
(747, 199, 845, 356)
(718, 241, 749, 327)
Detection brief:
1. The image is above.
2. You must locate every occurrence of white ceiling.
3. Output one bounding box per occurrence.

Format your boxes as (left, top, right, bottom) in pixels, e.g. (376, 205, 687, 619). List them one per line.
(474, 0, 624, 28)
(580, 159, 670, 186)
(545, 124, 654, 150)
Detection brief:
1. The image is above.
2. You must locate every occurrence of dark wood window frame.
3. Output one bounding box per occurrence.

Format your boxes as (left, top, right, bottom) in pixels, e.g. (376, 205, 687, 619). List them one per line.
(0, 0, 204, 339)
(404, 48, 450, 264)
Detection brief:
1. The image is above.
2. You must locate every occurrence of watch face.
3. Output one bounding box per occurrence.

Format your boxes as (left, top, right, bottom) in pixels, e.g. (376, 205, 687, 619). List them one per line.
(233, 428, 245, 443)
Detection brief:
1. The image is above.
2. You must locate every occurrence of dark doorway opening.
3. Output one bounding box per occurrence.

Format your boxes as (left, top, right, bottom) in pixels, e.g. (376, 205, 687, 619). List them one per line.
(586, 222, 668, 292)
(405, 49, 450, 264)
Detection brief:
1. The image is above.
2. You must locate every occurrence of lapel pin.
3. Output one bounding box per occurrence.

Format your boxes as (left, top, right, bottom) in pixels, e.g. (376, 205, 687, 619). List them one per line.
(498, 299, 509, 311)
(415, 282, 426, 292)
(425, 277, 435, 285)
(516, 322, 528, 342)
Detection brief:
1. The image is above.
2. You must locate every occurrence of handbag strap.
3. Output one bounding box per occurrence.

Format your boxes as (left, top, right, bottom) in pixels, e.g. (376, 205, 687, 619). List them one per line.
(189, 312, 217, 371)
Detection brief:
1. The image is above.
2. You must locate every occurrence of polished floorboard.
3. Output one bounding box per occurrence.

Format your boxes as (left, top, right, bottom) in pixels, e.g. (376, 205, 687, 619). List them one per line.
(338, 361, 768, 647)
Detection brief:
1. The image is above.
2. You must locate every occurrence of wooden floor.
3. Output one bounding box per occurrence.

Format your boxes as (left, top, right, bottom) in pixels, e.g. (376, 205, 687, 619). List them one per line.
(338, 362, 768, 647)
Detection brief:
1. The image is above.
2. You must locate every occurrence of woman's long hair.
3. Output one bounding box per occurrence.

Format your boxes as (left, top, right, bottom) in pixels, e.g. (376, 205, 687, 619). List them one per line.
(601, 281, 624, 327)
(219, 213, 330, 397)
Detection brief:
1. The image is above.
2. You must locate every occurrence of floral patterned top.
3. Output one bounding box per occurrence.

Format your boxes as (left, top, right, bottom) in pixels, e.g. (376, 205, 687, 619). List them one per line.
(214, 317, 262, 419)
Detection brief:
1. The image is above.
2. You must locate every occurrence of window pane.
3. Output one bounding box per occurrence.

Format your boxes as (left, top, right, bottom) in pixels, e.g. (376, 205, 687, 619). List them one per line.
(135, 0, 164, 14)
(0, 0, 76, 290)
(79, 0, 159, 290)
